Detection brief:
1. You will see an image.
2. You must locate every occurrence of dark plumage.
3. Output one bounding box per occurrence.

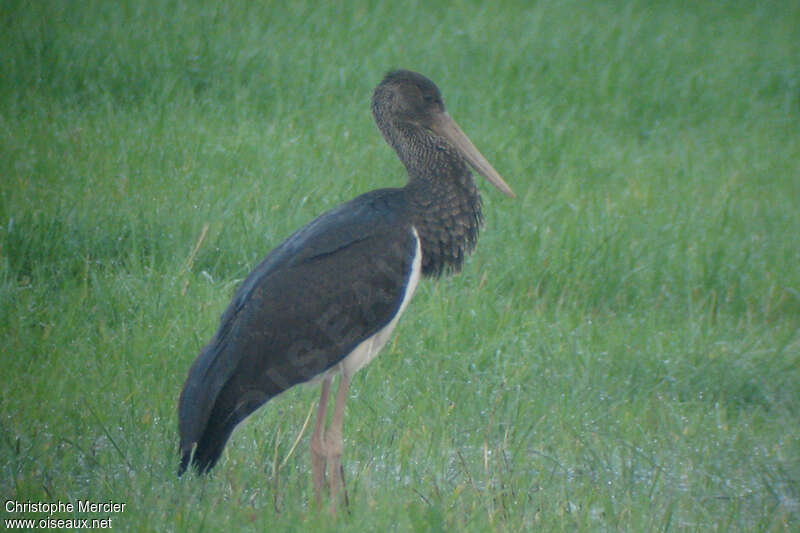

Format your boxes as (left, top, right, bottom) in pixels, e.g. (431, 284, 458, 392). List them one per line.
(177, 70, 513, 506)
(178, 194, 415, 473)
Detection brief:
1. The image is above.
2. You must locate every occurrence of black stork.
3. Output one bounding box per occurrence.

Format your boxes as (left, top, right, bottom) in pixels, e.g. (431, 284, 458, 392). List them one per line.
(177, 70, 514, 510)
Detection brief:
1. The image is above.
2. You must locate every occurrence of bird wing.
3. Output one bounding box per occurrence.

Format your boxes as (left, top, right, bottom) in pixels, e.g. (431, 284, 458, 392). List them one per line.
(178, 190, 417, 453)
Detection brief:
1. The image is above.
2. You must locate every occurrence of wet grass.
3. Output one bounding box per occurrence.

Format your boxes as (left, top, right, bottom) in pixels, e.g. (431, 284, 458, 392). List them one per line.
(2, 0, 799, 530)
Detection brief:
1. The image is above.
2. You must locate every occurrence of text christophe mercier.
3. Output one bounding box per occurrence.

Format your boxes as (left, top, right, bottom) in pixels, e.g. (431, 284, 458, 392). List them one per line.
(5, 499, 125, 529)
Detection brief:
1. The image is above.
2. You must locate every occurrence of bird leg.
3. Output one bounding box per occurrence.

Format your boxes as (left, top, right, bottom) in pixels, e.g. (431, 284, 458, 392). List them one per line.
(326, 372, 351, 514)
(310, 376, 332, 507)
(309, 372, 352, 514)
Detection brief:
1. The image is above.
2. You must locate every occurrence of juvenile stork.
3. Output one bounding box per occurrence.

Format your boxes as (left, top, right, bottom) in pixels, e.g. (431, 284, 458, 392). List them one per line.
(177, 70, 514, 510)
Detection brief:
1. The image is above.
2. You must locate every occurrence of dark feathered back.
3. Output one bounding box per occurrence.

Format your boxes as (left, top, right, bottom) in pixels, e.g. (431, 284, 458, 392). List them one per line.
(178, 192, 418, 474)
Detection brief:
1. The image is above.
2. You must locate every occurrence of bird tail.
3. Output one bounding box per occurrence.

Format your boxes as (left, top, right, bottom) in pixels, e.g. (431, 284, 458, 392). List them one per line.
(177, 413, 239, 476)
(178, 383, 273, 476)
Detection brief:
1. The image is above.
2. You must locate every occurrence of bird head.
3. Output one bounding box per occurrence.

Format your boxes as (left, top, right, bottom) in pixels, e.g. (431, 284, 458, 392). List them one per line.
(372, 70, 514, 198)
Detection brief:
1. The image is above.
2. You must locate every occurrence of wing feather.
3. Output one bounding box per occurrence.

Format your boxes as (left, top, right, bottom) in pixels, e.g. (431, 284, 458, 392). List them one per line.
(178, 190, 416, 459)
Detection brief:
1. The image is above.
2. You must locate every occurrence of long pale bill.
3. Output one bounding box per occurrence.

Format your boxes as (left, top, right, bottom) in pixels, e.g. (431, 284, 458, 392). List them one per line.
(431, 112, 515, 198)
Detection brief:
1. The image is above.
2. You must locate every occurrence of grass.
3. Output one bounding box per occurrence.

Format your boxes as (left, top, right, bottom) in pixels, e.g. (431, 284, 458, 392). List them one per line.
(1, 0, 799, 530)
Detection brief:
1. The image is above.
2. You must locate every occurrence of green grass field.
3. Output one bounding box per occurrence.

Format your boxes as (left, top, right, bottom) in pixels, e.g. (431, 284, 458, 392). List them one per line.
(2, 0, 799, 530)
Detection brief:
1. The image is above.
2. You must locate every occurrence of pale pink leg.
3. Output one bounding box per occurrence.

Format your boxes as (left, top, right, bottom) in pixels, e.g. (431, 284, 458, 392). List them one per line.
(326, 372, 351, 515)
(310, 376, 332, 507)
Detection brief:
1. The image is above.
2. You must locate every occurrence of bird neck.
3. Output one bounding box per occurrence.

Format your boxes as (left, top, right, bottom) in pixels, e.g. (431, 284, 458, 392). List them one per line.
(390, 124, 484, 278)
